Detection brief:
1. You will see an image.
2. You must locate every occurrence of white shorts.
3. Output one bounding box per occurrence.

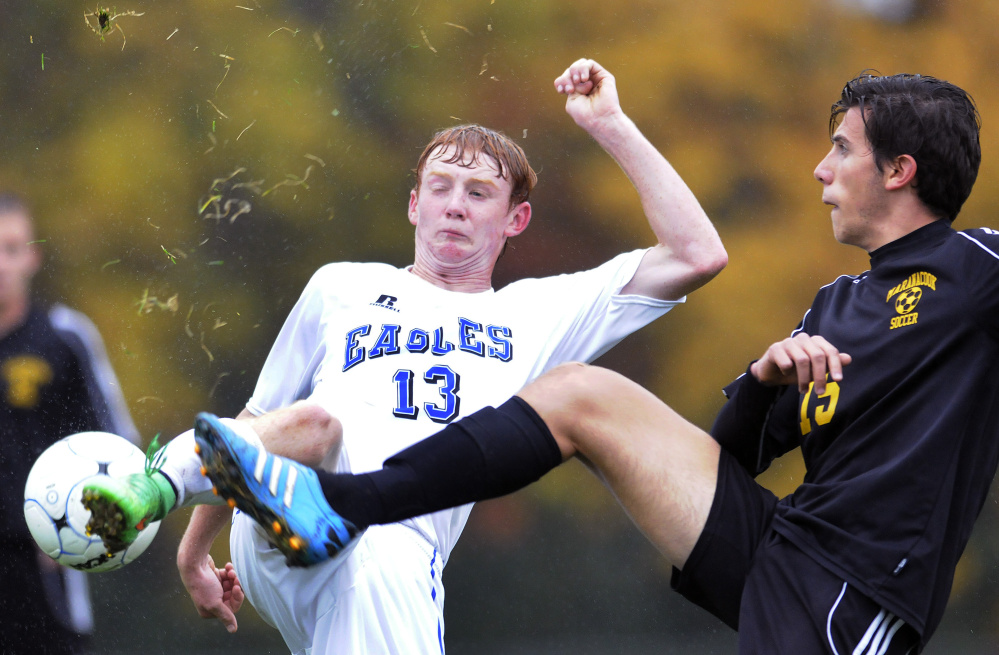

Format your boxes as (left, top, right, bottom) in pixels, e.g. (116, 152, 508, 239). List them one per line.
(230, 513, 446, 655)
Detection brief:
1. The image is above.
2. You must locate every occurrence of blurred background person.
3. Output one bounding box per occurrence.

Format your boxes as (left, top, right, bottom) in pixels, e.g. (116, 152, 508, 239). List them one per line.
(0, 193, 139, 655)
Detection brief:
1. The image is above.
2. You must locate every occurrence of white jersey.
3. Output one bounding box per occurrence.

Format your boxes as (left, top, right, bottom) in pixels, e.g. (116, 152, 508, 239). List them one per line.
(234, 249, 680, 653)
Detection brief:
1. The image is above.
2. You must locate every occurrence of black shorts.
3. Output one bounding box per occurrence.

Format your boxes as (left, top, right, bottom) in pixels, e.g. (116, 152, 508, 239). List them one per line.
(671, 450, 921, 654)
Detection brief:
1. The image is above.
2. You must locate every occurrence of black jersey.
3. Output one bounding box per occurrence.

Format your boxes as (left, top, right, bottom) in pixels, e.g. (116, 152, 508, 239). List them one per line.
(0, 304, 137, 543)
(711, 220, 999, 641)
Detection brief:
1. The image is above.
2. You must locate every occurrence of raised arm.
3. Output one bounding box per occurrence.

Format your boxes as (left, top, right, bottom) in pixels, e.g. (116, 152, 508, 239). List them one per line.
(554, 58, 727, 300)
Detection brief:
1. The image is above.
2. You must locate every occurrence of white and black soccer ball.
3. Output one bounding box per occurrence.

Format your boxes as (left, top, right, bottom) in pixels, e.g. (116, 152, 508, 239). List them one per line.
(23, 431, 161, 572)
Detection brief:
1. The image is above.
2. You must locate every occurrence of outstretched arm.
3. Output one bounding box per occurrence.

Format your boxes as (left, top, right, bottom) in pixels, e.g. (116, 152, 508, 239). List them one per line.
(554, 58, 727, 301)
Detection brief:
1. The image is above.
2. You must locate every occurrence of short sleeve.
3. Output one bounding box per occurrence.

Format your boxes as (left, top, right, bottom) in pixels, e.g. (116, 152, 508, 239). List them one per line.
(522, 249, 682, 368)
(246, 269, 330, 415)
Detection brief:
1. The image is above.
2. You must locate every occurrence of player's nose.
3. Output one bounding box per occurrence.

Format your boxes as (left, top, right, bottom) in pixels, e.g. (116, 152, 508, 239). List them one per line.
(814, 150, 834, 185)
(444, 193, 466, 219)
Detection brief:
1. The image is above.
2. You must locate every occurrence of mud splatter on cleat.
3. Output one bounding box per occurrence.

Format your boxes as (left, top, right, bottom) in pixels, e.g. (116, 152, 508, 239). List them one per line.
(193, 412, 362, 567)
(81, 436, 176, 552)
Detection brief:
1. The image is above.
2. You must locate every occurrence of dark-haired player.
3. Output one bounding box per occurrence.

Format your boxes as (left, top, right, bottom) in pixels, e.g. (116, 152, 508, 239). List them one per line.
(198, 71, 997, 653)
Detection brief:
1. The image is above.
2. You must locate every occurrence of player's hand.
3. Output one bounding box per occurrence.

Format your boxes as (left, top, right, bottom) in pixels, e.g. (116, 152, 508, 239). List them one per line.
(218, 561, 244, 618)
(750, 333, 851, 394)
(553, 58, 622, 130)
(179, 554, 244, 633)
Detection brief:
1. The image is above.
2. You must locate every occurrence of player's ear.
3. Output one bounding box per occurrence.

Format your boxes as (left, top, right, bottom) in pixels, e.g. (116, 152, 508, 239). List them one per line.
(25, 239, 42, 279)
(504, 202, 531, 237)
(408, 189, 419, 226)
(885, 154, 917, 191)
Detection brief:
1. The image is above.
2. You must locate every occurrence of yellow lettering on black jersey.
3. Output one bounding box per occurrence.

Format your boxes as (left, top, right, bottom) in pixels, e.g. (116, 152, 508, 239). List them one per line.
(2, 355, 54, 409)
(886, 271, 937, 302)
(886, 271, 935, 330)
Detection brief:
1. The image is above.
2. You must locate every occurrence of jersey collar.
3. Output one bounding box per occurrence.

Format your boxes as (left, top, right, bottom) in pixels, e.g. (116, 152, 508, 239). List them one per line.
(868, 220, 951, 268)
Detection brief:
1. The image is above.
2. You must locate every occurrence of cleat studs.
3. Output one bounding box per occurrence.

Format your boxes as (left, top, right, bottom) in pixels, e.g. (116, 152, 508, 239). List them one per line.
(194, 443, 201, 454)
(272, 521, 282, 535)
(212, 486, 219, 496)
(227, 498, 236, 509)
(289, 536, 303, 551)
(200, 466, 207, 476)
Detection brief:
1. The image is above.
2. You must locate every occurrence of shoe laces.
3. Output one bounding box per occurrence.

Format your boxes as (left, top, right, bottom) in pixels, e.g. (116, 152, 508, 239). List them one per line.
(144, 433, 167, 477)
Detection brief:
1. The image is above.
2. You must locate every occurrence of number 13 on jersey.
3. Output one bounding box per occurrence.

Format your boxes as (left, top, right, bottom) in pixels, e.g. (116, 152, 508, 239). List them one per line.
(393, 366, 461, 424)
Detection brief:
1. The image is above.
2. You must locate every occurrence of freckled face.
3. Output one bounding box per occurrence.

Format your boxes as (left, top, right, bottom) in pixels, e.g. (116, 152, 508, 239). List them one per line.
(813, 107, 891, 250)
(409, 146, 524, 269)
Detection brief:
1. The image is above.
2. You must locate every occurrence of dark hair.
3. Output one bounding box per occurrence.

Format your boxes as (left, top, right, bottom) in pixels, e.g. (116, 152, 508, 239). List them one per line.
(413, 125, 537, 207)
(831, 72, 981, 222)
(0, 193, 31, 219)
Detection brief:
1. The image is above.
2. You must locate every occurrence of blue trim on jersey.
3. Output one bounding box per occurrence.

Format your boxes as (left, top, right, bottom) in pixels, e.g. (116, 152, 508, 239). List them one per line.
(430, 548, 444, 654)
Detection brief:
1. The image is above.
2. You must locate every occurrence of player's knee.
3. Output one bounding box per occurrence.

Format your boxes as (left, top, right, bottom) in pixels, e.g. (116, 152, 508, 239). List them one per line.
(304, 404, 342, 445)
(287, 402, 343, 463)
(554, 362, 618, 395)
(527, 363, 616, 420)
(292, 402, 340, 435)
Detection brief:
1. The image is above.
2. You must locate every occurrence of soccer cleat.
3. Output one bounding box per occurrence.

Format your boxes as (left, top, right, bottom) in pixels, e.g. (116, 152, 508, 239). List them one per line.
(193, 412, 361, 567)
(82, 436, 176, 553)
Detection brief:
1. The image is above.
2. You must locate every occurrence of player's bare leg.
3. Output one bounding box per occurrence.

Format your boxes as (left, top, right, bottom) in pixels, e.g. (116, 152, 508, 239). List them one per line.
(185, 366, 718, 569)
(518, 362, 719, 569)
(83, 402, 342, 551)
(245, 402, 342, 468)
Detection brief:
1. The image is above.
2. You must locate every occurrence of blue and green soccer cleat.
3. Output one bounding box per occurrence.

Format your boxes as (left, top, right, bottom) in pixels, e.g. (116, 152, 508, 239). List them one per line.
(193, 412, 361, 567)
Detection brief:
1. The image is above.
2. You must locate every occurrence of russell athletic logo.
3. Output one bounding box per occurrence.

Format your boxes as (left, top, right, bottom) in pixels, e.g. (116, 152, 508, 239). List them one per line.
(371, 294, 400, 312)
(885, 271, 935, 330)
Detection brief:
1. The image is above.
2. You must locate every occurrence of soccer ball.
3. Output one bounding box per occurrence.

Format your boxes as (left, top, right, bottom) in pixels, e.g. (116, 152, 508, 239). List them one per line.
(23, 431, 161, 572)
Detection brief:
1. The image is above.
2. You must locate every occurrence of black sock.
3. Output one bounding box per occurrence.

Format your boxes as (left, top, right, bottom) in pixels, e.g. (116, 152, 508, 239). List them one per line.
(317, 396, 562, 528)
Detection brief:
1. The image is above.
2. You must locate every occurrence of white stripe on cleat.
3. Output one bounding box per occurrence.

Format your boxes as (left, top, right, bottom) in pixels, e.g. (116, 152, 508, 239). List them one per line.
(269, 457, 283, 497)
(284, 466, 298, 508)
(254, 445, 267, 483)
